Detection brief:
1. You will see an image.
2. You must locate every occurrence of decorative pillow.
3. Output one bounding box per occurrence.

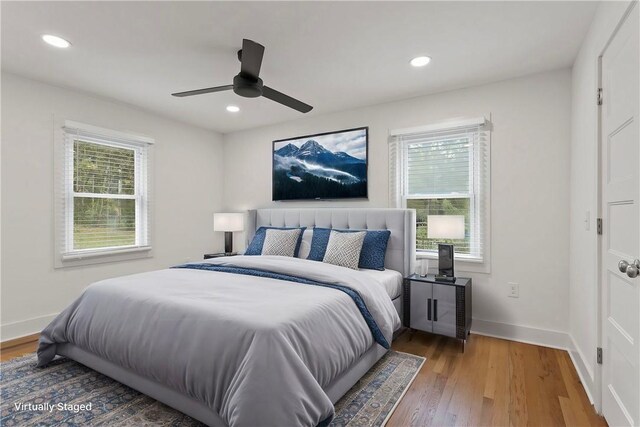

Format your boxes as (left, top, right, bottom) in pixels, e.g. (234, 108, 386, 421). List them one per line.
(322, 230, 366, 270)
(261, 229, 302, 257)
(308, 228, 391, 270)
(307, 228, 332, 261)
(359, 230, 391, 270)
(245, 226, 306, 256)
(296, 229, 313, 259)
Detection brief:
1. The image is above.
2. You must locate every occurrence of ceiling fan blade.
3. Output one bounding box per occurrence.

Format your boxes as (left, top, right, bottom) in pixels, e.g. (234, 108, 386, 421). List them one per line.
(171, 85, 233, 97)
(240, 39, 265, 79)
(262, 86, 313, 113)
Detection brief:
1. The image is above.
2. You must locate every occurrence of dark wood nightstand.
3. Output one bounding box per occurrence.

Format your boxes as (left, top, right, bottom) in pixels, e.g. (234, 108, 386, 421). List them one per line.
(203, 252, 237, 260)
(403, 274, 472, 350)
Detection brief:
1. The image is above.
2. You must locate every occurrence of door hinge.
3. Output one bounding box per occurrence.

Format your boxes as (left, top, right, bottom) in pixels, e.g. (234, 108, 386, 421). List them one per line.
(597, 218, 603, 235)
(597, 88, 603, 106)
(597, 347, 603, 364)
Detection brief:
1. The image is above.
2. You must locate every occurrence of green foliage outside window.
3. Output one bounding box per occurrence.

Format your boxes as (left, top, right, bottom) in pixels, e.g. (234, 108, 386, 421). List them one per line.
(73, 140, 136, 250)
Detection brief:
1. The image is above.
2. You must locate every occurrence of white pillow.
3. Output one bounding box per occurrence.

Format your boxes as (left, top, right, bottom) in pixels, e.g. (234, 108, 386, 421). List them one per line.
(262, 229, 302, 257)
(297, 229, 313, 259)
(322, 230, 366, 270)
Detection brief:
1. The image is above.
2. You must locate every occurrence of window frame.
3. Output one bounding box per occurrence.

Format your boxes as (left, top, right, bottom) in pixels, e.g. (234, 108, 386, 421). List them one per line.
(55, 120, 153, 267)
(390, 118, 491, 273)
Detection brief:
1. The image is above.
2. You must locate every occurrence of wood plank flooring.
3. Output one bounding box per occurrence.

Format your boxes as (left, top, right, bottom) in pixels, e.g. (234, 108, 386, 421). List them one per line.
(1, 332, 606, 426)
(388, 331, 606, 427)
(0, 338, 38, 362)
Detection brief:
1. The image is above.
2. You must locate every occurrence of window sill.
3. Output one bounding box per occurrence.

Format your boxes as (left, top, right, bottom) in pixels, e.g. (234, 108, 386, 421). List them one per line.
(416, 251, 491, 274)
(56, 246, 152, 268)
(62, 245, 151, 261)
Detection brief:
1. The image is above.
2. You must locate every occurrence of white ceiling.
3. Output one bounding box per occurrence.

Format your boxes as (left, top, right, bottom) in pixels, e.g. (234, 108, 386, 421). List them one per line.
(1, 1, 597, 134)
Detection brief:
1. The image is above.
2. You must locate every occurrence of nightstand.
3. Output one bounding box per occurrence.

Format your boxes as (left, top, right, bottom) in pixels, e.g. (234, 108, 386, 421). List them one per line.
(203, 252, 237, 260)
(403, 274, 472, 350)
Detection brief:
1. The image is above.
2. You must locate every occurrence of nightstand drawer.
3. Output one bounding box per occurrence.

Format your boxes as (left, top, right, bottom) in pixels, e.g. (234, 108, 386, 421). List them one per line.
(410, 281, 433, 332)
(432, 284, 456, 337)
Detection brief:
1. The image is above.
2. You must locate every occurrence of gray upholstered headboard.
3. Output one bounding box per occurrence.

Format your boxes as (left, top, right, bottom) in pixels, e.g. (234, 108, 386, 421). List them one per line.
(246, 208, 416, 276)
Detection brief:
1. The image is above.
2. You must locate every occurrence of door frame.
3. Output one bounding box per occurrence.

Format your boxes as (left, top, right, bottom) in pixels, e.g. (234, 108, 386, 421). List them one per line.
(596, 0, 639, 416)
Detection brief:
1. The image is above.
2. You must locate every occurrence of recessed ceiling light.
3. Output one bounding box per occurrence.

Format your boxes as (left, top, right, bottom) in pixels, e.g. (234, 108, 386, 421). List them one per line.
(42, 34, 71, 48)
(410, 56, 431, 67)
(226, 105, 240, 113)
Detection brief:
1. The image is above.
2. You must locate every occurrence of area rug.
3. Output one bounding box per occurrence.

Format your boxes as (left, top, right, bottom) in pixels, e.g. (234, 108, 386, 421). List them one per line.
(1, 350, 424, 427)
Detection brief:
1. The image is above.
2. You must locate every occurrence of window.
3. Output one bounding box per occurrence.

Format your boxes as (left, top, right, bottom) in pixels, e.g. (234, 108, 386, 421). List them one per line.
(59, 122, 152, 261)
(390, 118, 490, 263)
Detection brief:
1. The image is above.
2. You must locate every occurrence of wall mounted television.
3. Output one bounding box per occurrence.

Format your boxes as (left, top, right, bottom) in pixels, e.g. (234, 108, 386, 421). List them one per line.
(272, 127, 368, 201)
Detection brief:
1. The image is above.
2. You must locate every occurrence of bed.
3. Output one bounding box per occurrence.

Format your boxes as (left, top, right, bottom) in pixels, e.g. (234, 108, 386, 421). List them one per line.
(37, 208, 416, 427)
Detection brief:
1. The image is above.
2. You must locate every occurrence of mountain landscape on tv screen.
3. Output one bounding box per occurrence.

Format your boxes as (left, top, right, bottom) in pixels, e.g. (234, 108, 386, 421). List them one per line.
(273, 137, 367, 200)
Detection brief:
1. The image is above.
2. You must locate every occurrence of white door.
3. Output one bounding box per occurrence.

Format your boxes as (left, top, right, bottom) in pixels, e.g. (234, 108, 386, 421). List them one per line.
(601, 5, 640, 426)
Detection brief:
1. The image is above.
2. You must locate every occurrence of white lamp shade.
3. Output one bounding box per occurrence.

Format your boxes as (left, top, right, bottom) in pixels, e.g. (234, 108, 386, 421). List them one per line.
(427, 215, 465, 240)
(213, 213, 244, 232)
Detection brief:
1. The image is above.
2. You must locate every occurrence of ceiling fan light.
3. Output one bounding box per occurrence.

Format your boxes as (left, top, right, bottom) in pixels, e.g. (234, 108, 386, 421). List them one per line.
(226, 105, 240, 113)
(42, 34, 71, 48)
(410, 56, 431, 67)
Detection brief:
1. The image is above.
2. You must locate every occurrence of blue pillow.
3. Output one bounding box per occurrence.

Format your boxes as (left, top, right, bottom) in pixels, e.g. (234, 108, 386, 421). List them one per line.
(308, 228, 391, 270)
(307, 228, 332, 261)
(245, 226, 306, 256)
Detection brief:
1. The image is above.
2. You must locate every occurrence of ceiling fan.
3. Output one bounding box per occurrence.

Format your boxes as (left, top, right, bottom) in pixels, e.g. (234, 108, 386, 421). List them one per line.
(171, 39, 313, 113)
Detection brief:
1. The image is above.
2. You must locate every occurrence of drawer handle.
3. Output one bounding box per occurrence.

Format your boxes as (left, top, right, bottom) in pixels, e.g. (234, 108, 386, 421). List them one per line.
(434, 299, 438, 322)
(427, 298, 432, 321)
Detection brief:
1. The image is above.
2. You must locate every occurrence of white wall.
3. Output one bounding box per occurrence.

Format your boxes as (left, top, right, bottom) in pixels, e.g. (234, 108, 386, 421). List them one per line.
(223, 69, 572, 343)
(1, 73, 225, 340)
(568, 0, 636, 407)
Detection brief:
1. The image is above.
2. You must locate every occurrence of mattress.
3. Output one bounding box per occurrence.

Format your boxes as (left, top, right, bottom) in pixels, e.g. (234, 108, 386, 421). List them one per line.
(361, 268, 403, 299)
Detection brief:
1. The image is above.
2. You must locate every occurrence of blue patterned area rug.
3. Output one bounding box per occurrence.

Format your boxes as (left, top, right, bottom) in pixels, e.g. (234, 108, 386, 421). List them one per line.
(1, 350, 424, 427)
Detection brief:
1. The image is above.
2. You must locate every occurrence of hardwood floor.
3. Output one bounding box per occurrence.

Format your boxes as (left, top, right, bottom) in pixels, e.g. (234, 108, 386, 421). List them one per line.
(1, 342, 37, 362)
(389, 331, 606, 427)
(1, 332, 606, 426)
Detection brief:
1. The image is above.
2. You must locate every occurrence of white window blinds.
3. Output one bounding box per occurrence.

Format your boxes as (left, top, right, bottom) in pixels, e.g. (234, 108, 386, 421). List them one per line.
(59, 122, 152, 260)
(389, 118, 490, 261)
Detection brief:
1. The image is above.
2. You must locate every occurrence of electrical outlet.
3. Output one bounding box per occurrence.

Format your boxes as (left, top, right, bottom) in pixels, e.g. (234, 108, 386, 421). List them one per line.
(508, 282, 519, 298)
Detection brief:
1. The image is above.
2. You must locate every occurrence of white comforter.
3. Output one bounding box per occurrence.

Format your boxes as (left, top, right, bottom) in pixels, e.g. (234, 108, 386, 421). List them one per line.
(38, 256, 401, 427)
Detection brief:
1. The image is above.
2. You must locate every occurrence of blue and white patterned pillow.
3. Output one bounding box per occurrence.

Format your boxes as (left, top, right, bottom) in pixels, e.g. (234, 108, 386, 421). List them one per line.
(308, 228, 391, 270)
(245, 226, 307, 256)
(262, 229, 302, 257)
(322, 230, 366, 270)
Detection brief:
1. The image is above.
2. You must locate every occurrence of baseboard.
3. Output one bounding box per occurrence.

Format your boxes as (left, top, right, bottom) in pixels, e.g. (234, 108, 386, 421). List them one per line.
(471, 318, 571, 350)
(567, 335, 598, 407)
(1, 313, 58, 342)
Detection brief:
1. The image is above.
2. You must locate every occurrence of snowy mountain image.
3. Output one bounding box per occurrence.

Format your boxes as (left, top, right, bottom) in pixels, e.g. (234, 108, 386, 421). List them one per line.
(272, 128, 368, 200)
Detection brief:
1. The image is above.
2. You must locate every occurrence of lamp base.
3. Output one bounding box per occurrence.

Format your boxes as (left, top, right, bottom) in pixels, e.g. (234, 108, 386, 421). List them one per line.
(224, 232, 233, 254)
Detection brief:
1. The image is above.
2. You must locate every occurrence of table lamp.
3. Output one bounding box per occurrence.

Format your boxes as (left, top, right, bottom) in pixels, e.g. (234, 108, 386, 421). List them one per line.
(214, 213, 244, 255)
(427, 215, 465, 282)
